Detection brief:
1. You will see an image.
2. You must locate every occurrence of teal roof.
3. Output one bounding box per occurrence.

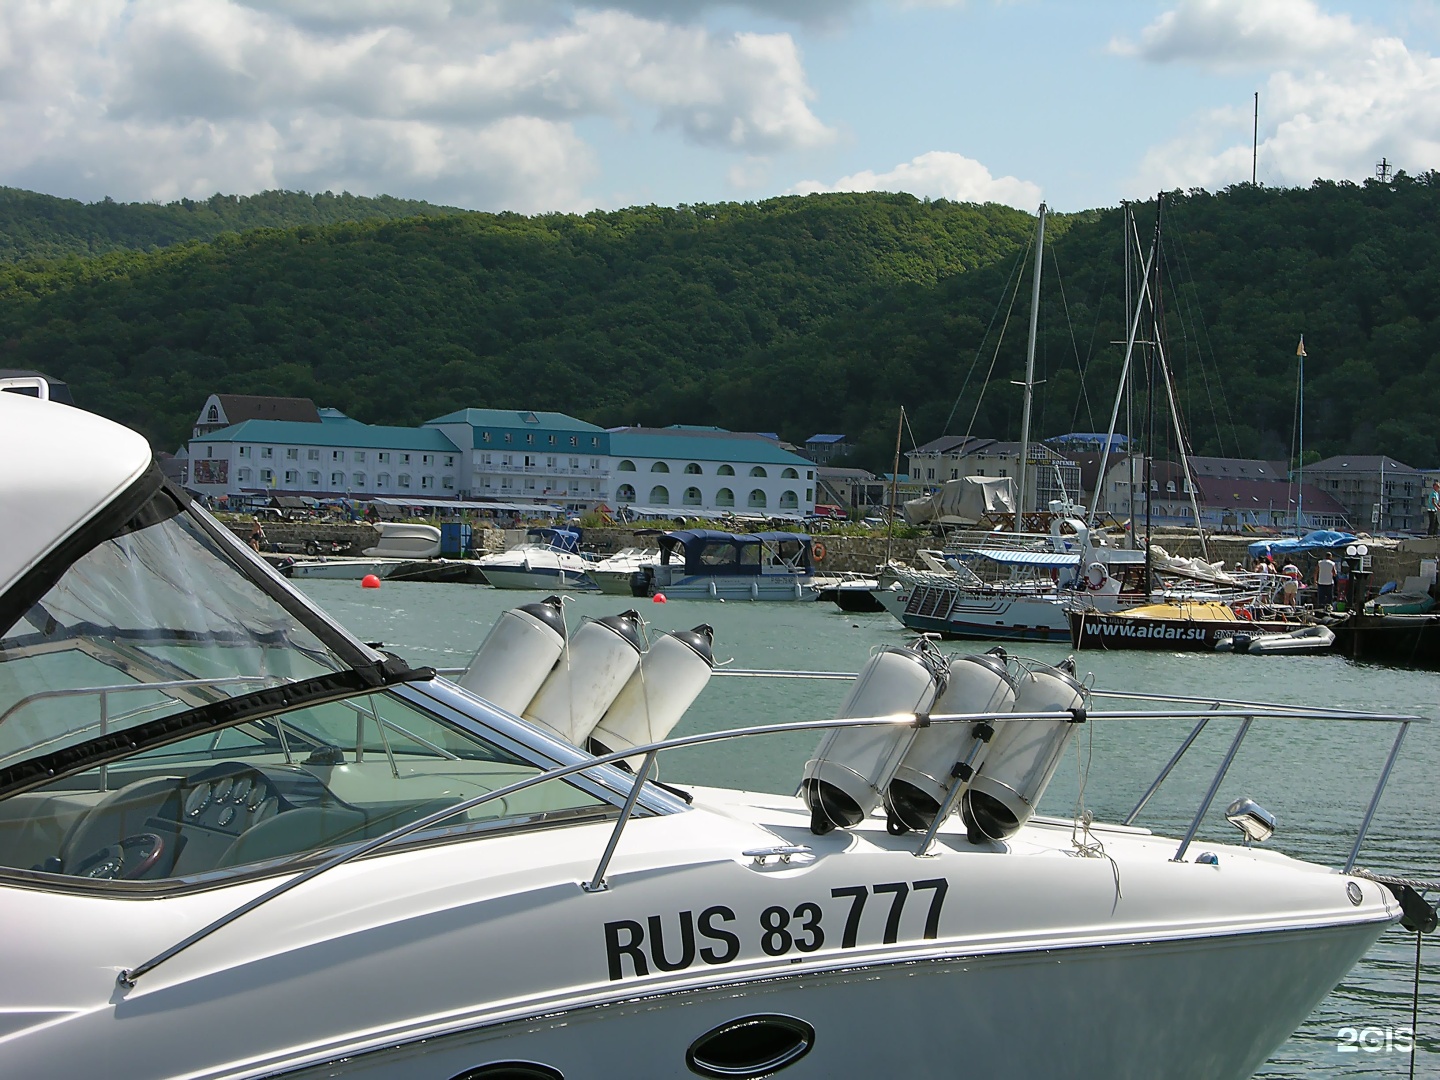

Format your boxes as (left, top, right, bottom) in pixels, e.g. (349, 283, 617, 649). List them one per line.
(610, 427, 815, 467)
(192, 419, 462, 452)
(425, 408, 605, 433)
(318, 408, 364, 425)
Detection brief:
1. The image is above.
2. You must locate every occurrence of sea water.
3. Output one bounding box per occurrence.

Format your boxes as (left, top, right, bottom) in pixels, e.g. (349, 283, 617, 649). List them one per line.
(300, 581, 1440, 1079)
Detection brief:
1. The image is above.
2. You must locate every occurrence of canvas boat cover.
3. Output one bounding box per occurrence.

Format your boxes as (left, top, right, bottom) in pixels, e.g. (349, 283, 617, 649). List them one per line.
(903, 476, 1016, 526)
(1247, 530, 1358, 560)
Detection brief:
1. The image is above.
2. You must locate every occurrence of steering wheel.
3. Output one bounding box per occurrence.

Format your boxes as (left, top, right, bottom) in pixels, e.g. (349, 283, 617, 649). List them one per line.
(72, 833, 167, 880)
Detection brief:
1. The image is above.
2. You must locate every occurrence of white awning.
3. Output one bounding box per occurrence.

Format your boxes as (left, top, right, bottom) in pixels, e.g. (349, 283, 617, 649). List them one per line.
(965, 548, 1081, 568)
(371, 497, 565, 514)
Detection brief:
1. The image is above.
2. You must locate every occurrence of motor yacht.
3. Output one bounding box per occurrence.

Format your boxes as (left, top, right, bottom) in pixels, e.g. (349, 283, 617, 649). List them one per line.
(476, 527, 598, 590)
(632, 529, 815, 601)
(0, 388, 1430, 1080)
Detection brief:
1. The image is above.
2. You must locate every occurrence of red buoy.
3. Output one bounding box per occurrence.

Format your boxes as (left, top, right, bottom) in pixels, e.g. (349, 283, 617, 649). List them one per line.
(652, 592, 667, 603)
(361, 574, 382, 589)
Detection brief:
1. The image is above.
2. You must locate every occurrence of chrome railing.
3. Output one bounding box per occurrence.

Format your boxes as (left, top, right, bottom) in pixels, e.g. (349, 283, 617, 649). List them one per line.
(118, 672, 1422, 989)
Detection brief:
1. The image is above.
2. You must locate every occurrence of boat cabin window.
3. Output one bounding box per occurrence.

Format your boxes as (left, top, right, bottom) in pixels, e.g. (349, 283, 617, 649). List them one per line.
(0, 690, 611, 889)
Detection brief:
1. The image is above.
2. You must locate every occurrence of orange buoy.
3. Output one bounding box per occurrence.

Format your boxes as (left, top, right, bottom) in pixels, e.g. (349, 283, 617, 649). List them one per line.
(652, 592, 668, 603)
(361, 574, 382, 589)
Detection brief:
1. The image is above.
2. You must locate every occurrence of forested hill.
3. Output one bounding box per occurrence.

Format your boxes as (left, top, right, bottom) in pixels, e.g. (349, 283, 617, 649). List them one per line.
(0, 178, 1437, 472)
(0, 188, 469, 263)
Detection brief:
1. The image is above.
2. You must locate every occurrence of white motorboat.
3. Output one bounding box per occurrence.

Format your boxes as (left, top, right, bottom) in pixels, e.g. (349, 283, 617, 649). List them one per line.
(278, 523, 446, 580)
(476, 526, 598, 590)
(633, 529, 815, 601)
(588, 546, 660, 595)
(0, 388, 1432, 1080)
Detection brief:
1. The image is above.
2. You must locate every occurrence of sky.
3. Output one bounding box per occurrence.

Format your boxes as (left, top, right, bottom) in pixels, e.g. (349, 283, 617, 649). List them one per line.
(4, 0, 1440, 215)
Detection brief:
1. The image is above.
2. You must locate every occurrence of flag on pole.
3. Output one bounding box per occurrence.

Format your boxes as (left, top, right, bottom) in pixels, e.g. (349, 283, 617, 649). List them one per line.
(1296, 335, 1306, 357)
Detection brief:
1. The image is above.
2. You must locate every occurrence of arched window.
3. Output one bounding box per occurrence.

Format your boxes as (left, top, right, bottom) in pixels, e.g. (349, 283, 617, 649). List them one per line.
(781, 467, 799, 479)
(617, 484, 636, 503)
(748, 489, 767, 509)
(353, 473, 366, 488)
(715, 487, 735, 508)
(206, 405, 218, 421)
(651, 461, 670, 473)
(330, 472, 344, 488)
(649, 485, 670, 505)
(618, 460, 636, 472)
(684, 462, 702, 474)
(779, 490, 799, 509)
(717, 464, 735, 476)
(376, 473, 389, 488)
(749, 466, 768, 478)
(683, 487, 702, 506)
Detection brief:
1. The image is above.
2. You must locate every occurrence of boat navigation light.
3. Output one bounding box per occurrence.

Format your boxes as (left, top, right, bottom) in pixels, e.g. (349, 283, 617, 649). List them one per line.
(1224, 797, 1276, 845)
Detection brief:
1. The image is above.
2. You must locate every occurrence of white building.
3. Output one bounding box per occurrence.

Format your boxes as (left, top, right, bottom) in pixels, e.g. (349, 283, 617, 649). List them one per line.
(607, 426, 817, 517)
(906, 436, 1082, 513)
(422, 409, 610, 509)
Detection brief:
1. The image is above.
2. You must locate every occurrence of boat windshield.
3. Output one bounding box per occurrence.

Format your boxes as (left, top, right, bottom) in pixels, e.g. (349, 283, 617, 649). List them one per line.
(0, 501, 355, 775)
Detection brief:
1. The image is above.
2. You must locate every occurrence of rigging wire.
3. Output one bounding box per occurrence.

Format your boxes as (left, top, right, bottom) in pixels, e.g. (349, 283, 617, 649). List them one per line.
(959, 238, 1032, 446)
(1165, 213, 1241, 456)
(1069, 231, 1118, 435)
(1047, 243, 1099, 436)
(942, 236, 1033, 436)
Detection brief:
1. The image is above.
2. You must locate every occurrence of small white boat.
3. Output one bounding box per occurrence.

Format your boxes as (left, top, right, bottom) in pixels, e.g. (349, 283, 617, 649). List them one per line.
(634, 529, 815, 601)
(1216, 623, 1337, 655)
(476, 526, 598, 590)
(589, 546, 660, 595)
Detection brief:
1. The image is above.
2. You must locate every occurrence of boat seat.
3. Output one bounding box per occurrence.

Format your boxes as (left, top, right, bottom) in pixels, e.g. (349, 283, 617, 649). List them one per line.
(219, 805, 368, 868)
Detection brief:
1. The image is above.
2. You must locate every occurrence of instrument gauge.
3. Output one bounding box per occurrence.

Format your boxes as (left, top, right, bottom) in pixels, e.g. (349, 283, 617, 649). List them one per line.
(256, 796, 278, 819)
(184, 783, 213, 817)
(230, 777, 253, 805)
(216, 805, 237, 828)
(210, 777, 234, 802)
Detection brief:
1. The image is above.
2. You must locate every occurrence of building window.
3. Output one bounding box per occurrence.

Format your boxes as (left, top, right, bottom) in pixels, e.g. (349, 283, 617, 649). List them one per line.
(911, 469, 920, 480)
(685, 463, 702, 475)
(238, 468, 252, 483)
(649, 485, 670, 505)
(307, 470, 320, 486)
(504, 434, 512, 443)
(482, 432, 491, 443)
(286, 448, 298, 460)
(651, 461, 670, 473)
(206, 446, 214, 458)
(683, 487, 702, 506)
(260, 468, 274, 484)
(329, 450, 342, 462)
(355, 451, 366, 463)
(618, 460, 636, 472)
(548, 435, 556, 445)
(421, 476, 434, 490)
(206, 405, 218, 422)
(547, 457, 556, 469)
(422, 454, 433, 466)
(377, 473, 390, 488)
(308, 449, 320, 461)
(950, 469, 959, 479)
(330, 472, 343, 487)
(399, 474, 412, 489)
(716, 487, 735, 508)
(718, 464, 735, 476)
(806, 488, 813, 500)
(749, 466, 767, 478)
(260, 447, 273, 459)
(354, 473, 366, 488)
(570, 437, 578, 447)
(617, 484, 636, 503)
(807, 471, 814, 481)
(591, 437, 599, 447)
(526, 434, 534, 444)
(781, 467, 798, 479)
(284, 470, 298, 484)
(239, 446, 251, 458)
(444, 455, 455, 467)
(779, 490, 799, 510)
(401, 454, 411, 465)
(590, 458, 600, 469)
(443, 476, 455, 490)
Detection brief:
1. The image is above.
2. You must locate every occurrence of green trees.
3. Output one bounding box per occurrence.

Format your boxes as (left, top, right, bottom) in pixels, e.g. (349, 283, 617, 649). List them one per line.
(0, 181, 1437, 470)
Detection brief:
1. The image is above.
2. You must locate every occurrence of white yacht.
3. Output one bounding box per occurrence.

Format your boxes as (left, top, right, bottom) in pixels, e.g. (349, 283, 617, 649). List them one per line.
(588, 546, 660, 595)
(476, 526, 598, 590)
(634, 529, 815, 601)
(0, 387, 1430, 1080)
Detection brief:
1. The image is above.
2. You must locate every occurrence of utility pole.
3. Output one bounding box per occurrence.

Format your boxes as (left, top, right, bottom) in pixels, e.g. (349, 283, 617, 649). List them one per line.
(1252, 92, 1259, 185)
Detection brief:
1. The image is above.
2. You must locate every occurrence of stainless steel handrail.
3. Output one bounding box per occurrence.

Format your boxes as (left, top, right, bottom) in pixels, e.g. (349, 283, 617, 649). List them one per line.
(117, 698, 1421, 990)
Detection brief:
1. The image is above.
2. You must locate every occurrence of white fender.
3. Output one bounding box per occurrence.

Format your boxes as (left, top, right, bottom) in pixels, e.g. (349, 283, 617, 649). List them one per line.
(800, 641, 946, 835)
(523, 611, 644, 747)
(455, 596, 567, 714)
(708, 580, 717, 598)
(589, 625, 715, 768)
(963, 659, 1086, 841)
(884, 652, 1017, 831)
(750, 581, 759, 600)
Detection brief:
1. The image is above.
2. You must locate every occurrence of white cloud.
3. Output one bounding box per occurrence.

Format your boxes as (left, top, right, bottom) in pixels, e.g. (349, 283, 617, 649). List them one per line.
(0, 0, 832, 210)
(1111, 0, 1360, 70)
(1121, 2, 1440, 193)
(792, 150, 1041, 210)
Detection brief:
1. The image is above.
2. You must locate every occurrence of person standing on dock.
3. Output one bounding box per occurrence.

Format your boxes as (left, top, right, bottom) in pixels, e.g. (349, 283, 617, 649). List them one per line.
(1426, 479, 1440, 536)
(1315, 552, 1337, 610)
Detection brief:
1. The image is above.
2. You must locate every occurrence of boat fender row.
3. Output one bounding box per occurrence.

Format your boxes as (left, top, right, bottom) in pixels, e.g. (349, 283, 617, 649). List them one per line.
(458, 597, 715, 763)
(800, 645, 1086, 843)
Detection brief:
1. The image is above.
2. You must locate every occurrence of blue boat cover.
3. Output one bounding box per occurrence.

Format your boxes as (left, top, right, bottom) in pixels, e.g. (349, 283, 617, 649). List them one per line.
(1246, 530, 1357, 559)
(659, 529, 812, 575)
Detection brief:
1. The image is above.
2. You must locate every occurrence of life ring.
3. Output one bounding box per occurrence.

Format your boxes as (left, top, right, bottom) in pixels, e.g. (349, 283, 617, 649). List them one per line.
(1084, 562, 1108, 590)
(1236, 607, 1253, 620)
(812, 542, 826, 562)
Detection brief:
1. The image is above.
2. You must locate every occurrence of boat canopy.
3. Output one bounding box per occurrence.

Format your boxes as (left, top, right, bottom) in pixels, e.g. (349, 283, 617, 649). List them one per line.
(961, 548, 1081, 569)
(902, 476, 1016, 527)
(528, 527, 582, 552)
(659, 530, 812, 575)
(1247, 530, 1358, 560)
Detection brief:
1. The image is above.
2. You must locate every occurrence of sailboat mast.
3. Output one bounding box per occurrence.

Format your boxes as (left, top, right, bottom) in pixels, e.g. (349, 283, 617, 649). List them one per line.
(886, 406, 904, 566)
(1015, 202, 1047, 532)
(1296, 336, 1305, 536)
